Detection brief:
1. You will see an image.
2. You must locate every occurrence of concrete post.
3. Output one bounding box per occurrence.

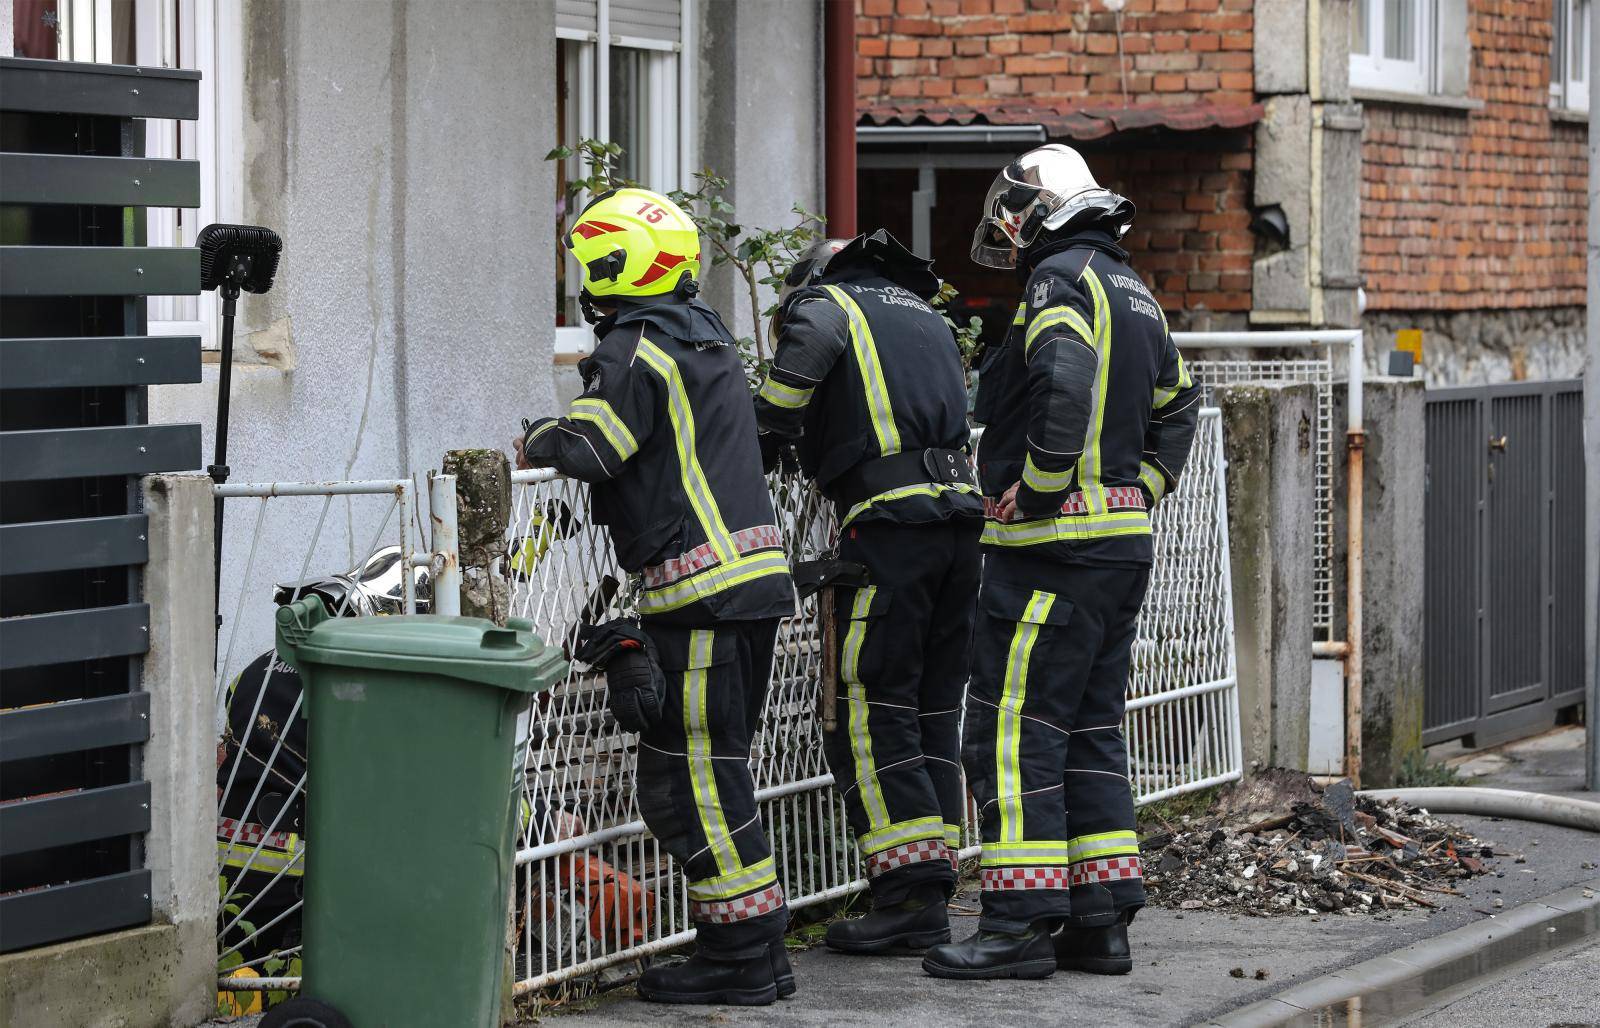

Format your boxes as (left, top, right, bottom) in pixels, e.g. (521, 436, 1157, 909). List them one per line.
(1330, 378, 1427, 787)
(141, 471, 219, 1025)
(442, 449, 512, 626)
(1217, 383, 1317, 772)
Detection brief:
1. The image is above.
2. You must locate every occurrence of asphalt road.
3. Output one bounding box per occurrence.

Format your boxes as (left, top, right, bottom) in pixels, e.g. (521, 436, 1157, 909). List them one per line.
(1394, 936, 1600, 1027)
(544, 814, 1599, 1028)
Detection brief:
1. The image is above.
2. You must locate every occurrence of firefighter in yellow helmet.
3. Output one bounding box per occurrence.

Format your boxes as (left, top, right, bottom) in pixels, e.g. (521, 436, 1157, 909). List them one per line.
(515, 188, 797, 1006)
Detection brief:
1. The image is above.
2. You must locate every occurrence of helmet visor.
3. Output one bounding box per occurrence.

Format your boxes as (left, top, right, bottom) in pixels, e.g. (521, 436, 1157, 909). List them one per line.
(969, 145, 1118, 268)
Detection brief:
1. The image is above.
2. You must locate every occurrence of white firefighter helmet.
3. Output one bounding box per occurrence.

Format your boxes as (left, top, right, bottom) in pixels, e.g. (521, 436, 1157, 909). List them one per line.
(970, 143, 1135, 268)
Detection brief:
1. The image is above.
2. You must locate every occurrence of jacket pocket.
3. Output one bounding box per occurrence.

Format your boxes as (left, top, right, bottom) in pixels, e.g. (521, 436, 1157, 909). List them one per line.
(840, 584, 895, 688)
(977, 578, 1074, 627)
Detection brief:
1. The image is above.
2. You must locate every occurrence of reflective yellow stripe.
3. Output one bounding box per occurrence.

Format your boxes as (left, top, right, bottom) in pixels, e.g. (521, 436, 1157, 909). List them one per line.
(569, 398, 639, 462)
(944, 823, 963, 848)
(980, 511, 1151, 547)
(635, 338, 738, 564)
(843, 585, 891, 830)
(684, 629, 739, 876)
(980, 839, 1073, 867)
(688, 855, 778, 901)
(840, 481, 978, 528)
(1153, 350, 1193, 409)
(997, 591, 1054, 844)
(757, 377, 813, 410)
(822, 285, 902, 456)
(1068, 830, 1140, 862)
(1022, 454, 1074, 494)
(859, 816, 946, 856)
(524, 419, 558, 445)
(1139, 461, 1166, 504)
(1078, 266, 1114, 514)
(217, 841, 305, 878)
(1023, 305, 1095, 357)
(638, 549, 791, 615)
(1012, 302, 1027, 326)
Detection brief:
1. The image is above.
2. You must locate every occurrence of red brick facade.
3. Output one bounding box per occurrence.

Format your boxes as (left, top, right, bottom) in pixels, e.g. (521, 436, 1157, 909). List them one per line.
(855, 0, 1258, 324)
(856, 0, 1255, 110)
(1360, 3, 1587, 312)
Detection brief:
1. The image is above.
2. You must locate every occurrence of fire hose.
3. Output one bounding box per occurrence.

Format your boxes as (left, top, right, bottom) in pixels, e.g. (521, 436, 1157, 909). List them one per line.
(1357, 787, 1600, 833)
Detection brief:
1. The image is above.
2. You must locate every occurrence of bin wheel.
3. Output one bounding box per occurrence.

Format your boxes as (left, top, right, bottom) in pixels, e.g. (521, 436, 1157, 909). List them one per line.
(260, 997, 353, 1028)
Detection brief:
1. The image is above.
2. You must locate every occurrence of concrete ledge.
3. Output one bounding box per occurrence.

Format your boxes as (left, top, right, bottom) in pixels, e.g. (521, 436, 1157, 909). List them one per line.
(1208, 878, 1600, 1025)
(0, 920, 213, 1028)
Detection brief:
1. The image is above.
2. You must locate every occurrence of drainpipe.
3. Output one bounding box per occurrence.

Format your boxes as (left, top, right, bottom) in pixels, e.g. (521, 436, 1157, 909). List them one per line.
(1341, 332, 1366, 786)
(824, 0, 856, 236)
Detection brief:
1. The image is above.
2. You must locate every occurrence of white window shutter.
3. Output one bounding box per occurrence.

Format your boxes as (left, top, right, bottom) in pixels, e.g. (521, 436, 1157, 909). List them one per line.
(611, 0, 680, 47)
(557, 0, 598, 37)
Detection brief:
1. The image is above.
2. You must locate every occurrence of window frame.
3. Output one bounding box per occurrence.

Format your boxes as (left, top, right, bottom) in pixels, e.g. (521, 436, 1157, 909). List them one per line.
(1349, 0, 1433, 96)
(554, 0, 695, 359)
(62, 0, 244, 349)
(1553, 0, 1591, 113)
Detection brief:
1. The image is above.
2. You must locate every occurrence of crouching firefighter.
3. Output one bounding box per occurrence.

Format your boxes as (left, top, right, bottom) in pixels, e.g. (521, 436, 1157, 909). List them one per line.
(753, 230, 983, 953)
(516, 187, 798, 1006)
(922, 145, 1200, 981)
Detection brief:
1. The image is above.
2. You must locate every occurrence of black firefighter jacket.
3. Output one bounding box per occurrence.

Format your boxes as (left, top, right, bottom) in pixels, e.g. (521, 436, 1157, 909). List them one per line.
(972, 230, 1201, 566)
(523, 297, 796, 626)
(752, 268, 983, 528)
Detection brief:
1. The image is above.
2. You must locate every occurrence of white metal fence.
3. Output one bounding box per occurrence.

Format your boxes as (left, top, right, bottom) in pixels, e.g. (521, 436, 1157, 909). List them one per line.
(503, 408, 1238, 993)
(1176, 330, 1363, 643)
(212, 476, 458, 986)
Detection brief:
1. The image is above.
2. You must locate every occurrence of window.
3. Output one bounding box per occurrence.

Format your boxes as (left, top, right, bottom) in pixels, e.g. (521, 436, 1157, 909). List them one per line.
(1350, 0, 1432, 94)
(554, 0, 694, 355)
(1553, 0, 1591, 112)
(16, 0, 242, 348)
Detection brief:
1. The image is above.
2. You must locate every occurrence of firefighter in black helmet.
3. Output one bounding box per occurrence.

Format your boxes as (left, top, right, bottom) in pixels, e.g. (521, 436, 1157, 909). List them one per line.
(754, 229, 983, 954)
(516, 188, 797, 1006)
(922, 145, 1200, 980)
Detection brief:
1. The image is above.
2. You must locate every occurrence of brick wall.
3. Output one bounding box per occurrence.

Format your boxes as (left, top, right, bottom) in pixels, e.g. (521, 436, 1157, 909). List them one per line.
(855, 0, 1257, 323)
(856, 0, 1255, 110)
(1361, 3, 1587, 312)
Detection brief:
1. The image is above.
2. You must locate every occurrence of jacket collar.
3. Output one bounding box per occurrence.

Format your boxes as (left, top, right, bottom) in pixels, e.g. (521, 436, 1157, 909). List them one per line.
(1022, 227, 1129, 277)
(599, 296, 736, 347)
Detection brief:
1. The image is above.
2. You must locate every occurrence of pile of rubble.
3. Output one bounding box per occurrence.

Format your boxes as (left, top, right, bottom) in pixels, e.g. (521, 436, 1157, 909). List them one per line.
(1140, 770, 1496, 916)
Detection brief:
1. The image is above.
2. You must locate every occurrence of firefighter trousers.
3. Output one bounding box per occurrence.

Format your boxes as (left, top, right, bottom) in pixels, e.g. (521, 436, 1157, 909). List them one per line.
(635, 617, 789, 958)
(823, 517, 981, 904)
(963, 553, 1150, 932)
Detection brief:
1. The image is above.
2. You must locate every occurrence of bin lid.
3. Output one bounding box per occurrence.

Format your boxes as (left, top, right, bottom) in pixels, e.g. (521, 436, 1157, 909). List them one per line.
(275, 596, 568, 693)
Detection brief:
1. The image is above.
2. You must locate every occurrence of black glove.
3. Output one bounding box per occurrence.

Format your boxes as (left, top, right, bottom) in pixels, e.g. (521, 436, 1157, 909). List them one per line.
(758, 431, 799, 475)
(574, 618, 664, 734)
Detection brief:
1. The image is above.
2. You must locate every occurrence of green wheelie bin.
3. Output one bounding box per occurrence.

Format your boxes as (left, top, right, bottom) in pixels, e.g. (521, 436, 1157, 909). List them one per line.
(262, 595, 566, 1028)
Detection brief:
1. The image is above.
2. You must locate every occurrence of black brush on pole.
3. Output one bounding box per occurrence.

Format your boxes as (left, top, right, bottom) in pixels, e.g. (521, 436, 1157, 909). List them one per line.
(198, 224, 283, 637)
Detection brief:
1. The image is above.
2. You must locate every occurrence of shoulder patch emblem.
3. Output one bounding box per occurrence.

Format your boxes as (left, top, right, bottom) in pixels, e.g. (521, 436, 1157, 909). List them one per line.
(1032, 280, 1050, 308)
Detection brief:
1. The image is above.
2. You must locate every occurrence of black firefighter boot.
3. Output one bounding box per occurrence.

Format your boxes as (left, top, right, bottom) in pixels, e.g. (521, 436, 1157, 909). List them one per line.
(920, 923, 1057, 980)
(1053, 913, 1133, 975)
(825, 885, 951, 954)
(768, 941, 796, 998)
(637, 948, 778, 1006)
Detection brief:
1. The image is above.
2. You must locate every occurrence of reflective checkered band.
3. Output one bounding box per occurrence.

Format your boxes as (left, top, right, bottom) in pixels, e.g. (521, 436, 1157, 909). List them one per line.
(642, 524, 783, 589)
(980, 866, 1071, 891)
(981, 487, 1147, 521)
(1069, 856, 1143, 886)
(1060, 487, 1147, 514)
(217, 816, 295, 852)
(690, 881, 788, 924)
(865, 838, 950, 879)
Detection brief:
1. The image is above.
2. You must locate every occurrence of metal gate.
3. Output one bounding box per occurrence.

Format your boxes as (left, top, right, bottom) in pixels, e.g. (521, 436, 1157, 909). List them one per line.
(1423, 380, 1587, 745)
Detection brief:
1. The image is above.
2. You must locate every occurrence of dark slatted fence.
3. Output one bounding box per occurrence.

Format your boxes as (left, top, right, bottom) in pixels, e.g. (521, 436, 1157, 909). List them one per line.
(0, 57, 201, 953)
